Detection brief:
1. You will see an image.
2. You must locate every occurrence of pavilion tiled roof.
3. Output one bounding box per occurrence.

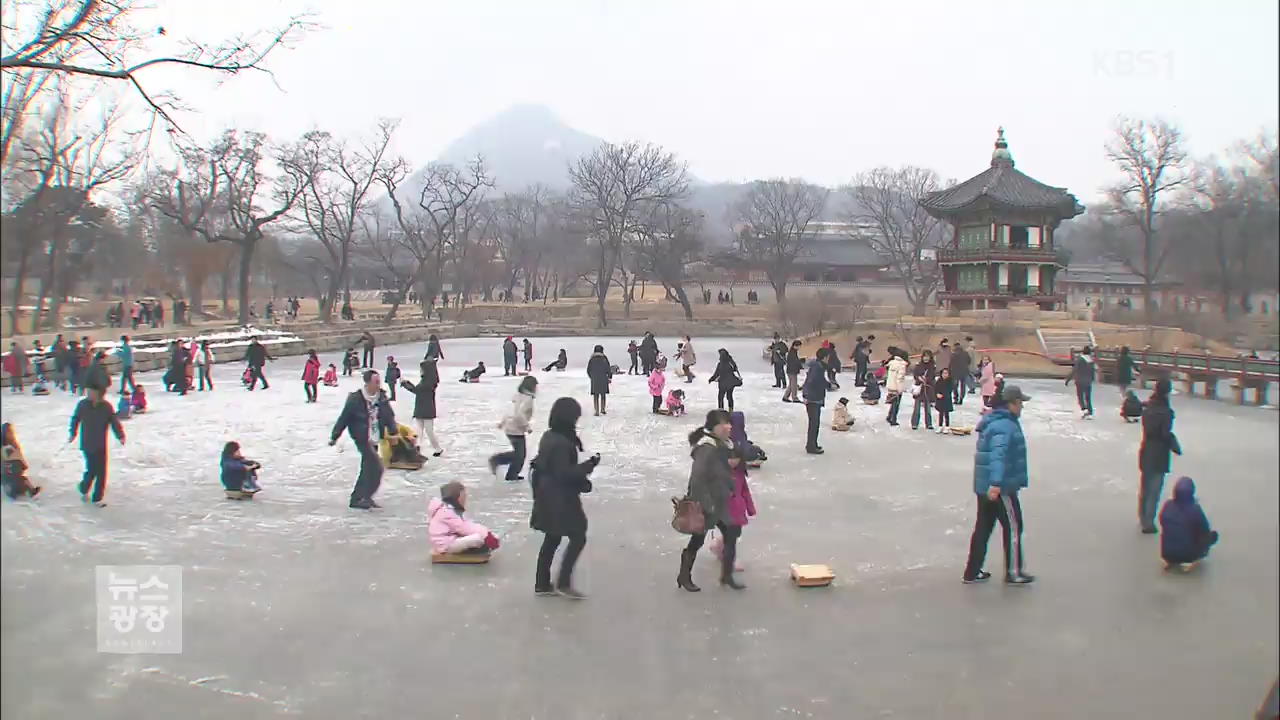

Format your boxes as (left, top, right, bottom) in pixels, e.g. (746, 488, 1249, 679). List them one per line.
(922, 128, 1085, 219)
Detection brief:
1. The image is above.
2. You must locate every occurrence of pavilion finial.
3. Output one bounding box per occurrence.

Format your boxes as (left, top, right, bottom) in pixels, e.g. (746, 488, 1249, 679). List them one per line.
(991, 126, 1014, 167)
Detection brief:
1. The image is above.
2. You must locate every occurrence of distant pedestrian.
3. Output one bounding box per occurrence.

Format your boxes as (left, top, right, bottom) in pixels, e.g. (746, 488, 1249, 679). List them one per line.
(384, 356, 401, 401)
(522, 338, 533, 373)
(648, 360, 667, 413)
(884, 348, 909, 427)
(3, 342, 28, 393)
(626, 340, 639, 375)
(360, 331, 376, 369)
(426, 335, 447, 363)
(1116, 345, 1136, 396)
(502, 336, 519, 376)
(195, 341, 215, 391)
(302, 350, 321, 403)
(1065, 346, 1096, 418)
(769, 333, 787, 388)
(678, 335, 697, 383)
(243, 337, 273, 390)
(586, 345, 612, 416)
(782, 340, 803, 402)
(708, 348, 741, 411)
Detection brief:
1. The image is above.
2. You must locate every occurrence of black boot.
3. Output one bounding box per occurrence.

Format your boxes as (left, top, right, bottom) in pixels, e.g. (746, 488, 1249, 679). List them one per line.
(720, 550, 746, 590)
(677, 549, 701, 592)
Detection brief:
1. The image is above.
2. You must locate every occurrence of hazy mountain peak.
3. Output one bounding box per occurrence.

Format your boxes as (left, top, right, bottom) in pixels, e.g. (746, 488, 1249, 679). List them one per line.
(433, 104, 605, 192)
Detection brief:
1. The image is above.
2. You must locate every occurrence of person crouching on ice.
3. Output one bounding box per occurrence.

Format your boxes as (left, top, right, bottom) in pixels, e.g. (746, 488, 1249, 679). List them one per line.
(428, 481, 499, 555)
(666, 389, 686, 416)
(130, 385, 148, 414)
(117, 390, 133, 420)
(323, 363, 339, 387)
(221, 441, 262, 494)
(1159, 476, 1218, 572)
(460, 361, 486, 383)
(831, 397, 855, 431)
(1121, 390, 1143, 423)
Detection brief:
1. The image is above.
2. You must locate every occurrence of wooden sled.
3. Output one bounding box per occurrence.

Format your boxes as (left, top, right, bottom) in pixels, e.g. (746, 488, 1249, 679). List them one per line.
(861, 399, 880, 406)
(746, 461, 763, 469)
(431, 551, 492, 565)
(948, 426, 974, 436)
(224, 490, 256, 500)
(388, 461, 425, 471)
(791, 563, 835, 587)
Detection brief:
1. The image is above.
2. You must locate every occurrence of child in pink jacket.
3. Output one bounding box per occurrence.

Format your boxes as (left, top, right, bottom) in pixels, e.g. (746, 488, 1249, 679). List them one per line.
(712, 445, 756, 570)
(428, 481, 498, 554)
(648, 361, 666, 414)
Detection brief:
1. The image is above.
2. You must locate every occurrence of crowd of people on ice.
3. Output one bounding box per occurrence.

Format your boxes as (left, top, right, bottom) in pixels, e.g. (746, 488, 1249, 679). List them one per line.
(1, 324, 1221, 595)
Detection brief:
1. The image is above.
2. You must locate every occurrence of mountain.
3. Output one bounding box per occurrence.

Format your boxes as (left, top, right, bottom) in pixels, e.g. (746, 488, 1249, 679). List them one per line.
(429, 104, 605, 192)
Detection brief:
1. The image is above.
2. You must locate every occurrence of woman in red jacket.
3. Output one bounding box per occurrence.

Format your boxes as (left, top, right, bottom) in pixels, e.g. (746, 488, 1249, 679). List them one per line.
(301, 350, 321, 403)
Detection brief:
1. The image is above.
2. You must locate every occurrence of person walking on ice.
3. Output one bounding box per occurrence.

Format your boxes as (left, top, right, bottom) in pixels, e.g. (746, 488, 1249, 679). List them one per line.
(69, 386, 126, 507)
(586, 345, 612, 416)
(330, 370, 397, 510)
(530, 397, 599, 599)
(401, 358, 444, 457)
(962, 384, 1035, 586)
(1065, 346, 1097, 419)
(489, 376, 537, 481)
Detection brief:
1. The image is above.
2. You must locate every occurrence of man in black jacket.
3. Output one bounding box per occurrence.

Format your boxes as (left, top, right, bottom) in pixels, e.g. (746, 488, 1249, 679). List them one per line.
(243, 338, 273, 390)
(330, 370, 397, 509)
(802, 348, 833, 454)
(69, 386, 126, 506)
(853, 336, 868, 386)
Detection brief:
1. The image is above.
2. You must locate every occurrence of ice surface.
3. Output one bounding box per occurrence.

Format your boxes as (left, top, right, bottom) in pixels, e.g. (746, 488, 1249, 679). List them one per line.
(1, 335, 1276, 718)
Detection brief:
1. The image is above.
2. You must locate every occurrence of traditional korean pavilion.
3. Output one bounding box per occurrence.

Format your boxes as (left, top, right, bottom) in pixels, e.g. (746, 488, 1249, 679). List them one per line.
(922, 128, 1084, 311)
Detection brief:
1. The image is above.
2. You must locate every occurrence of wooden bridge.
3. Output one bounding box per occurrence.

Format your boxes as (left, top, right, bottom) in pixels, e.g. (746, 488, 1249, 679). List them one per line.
(1094, 348, 1278, 406)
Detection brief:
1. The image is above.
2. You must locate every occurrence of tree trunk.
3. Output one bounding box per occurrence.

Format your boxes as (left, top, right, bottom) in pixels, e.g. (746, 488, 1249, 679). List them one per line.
(237, 242, 255, 326)
(220, 261, 232, 312)
(30, 241, 58, 333)
(9, 245, 31, 334)
(322, 275, 341, 323)
(771, 278, 787, 303)
(186, 275, 205, 323)
(672, 283, 693, 320)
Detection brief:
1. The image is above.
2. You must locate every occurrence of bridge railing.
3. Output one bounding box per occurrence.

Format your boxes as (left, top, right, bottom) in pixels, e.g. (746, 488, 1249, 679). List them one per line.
(1094, 348, 1279, 382)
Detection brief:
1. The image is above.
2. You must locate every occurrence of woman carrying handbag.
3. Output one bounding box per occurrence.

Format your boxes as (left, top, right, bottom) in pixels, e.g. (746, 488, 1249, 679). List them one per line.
(708, 349, 742, 412)
(676, 409, 744, 592)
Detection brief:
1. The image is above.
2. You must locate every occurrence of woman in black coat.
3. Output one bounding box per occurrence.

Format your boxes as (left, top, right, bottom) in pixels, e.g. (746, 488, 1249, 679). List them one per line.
(543, 348, 568, 372)
(1138, 378, 1181, 533)
(707, 348, 741, 411)
(424, 334, 444, 362)
(677, 409, 742, 592)
(400, 358, 443, 456)
(530, 397, 599, 598)
(585, 345, 613, 416)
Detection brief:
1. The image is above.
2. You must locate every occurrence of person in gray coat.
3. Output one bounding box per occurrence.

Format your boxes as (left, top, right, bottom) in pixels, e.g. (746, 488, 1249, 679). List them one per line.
(1064, 346, 1097, 418)
(677, 409, 744, 592)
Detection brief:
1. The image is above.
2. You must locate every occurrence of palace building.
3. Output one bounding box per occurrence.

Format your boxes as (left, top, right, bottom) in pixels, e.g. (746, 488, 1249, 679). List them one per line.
(922, 128, 1083, 311)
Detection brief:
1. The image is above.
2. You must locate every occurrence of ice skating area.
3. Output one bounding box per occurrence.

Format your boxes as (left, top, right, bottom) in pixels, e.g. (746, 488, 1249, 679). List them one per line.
(2, 336, 1277, 718)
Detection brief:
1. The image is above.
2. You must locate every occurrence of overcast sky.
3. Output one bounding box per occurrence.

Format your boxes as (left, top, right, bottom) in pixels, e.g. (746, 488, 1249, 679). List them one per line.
(144, 0, 1278, 201)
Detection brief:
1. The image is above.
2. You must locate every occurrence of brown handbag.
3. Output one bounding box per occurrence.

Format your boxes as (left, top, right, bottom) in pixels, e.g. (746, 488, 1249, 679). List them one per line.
(671, 496, 705, 535)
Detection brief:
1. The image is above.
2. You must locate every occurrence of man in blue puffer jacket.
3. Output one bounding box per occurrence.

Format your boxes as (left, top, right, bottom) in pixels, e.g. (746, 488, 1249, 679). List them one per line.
(962, 384, 1035, 585)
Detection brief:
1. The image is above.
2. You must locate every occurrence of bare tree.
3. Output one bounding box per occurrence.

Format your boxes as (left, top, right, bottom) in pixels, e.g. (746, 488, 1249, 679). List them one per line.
(1103, 116, 1188, 328)
(731, 178, 827, 302)
(356, 214, 422, 321)
(9, 94, 136, 330)
(284, 119, 398, 321)
(846, 166, 949, 315)
(634, 201, 704, 319)
(155, 129, 308, 325)
(568, 141, 688, 327)
(492, 186, 555, 301)
(1, 0, 312, 130)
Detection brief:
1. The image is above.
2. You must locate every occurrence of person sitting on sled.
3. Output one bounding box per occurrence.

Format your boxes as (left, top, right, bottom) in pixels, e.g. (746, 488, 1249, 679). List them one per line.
(460, 361, 486, 383)
(220, 441, 262, 493)
(428, 481, 500, 555)
(831, 397, 855, 430)
(380, 424, 427, 470)
(323, 363, 340, 387)
(665, 388, 687, 416)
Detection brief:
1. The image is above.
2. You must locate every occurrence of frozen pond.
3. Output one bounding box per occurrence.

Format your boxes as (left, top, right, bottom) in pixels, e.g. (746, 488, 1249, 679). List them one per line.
(2, 335, 1277, 718)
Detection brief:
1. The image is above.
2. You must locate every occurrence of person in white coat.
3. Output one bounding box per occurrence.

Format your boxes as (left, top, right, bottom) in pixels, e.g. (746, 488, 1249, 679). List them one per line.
(488, 376, 538, 482)
(678, 336, 697, 383)
(884, 347, 910, 427)
(194, 340, 215, 391)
